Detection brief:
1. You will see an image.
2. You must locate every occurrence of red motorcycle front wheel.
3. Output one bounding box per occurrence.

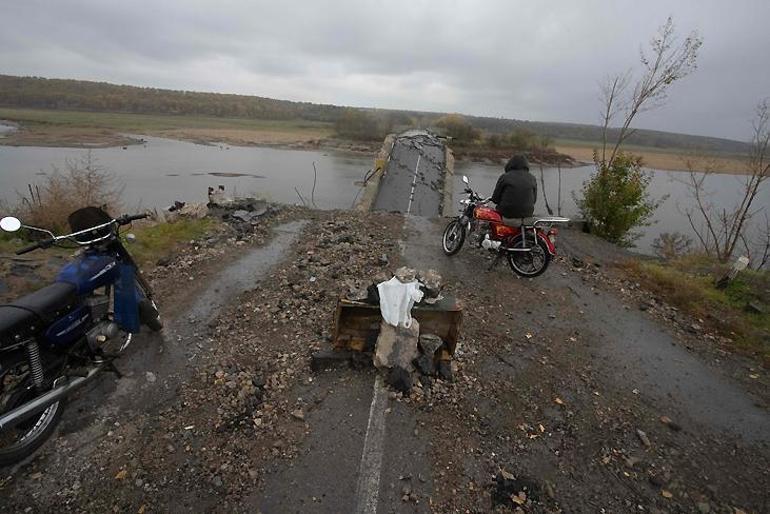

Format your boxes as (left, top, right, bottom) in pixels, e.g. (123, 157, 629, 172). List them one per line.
(441, 219, 466, 256)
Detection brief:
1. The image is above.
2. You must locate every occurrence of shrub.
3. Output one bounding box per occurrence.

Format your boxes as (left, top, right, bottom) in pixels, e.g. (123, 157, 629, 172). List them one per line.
(14, 152, 123, 233)
(577, 152, 664, 246)
(435, 114, 479, 144)
(334, 109, 388, 141)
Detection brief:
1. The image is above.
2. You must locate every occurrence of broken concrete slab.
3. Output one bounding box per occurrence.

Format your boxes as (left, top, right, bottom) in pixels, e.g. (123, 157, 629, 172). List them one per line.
(418, 333, 443, 356)
(386, 366, 412, 394)
(374, 319, 419, 369)
(413, 354, 435, 376)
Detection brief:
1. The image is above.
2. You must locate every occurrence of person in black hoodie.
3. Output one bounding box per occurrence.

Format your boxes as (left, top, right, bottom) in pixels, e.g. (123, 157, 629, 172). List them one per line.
(490, 154, 538, 224)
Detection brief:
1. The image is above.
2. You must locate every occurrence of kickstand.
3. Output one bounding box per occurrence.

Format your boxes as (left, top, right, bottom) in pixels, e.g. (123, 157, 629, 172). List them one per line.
(101, 358, 124, 379)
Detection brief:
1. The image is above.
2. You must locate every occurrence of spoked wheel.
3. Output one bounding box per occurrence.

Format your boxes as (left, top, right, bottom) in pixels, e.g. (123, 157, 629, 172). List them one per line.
(506, 233, 551, 277)
(0, 356, 64, 466)
(442, 219, 466, 256)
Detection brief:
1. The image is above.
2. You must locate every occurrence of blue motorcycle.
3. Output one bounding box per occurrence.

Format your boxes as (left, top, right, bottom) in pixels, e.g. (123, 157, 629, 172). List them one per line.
(0, 206, 162, 465)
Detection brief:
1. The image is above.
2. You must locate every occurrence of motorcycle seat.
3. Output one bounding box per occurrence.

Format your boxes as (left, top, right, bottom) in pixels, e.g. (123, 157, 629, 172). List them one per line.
(0, 282, 78, 346)
(502, 217, 536, 227)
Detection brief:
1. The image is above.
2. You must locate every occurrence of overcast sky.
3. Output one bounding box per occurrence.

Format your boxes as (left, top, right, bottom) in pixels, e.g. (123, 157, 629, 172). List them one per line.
(2, 0, 768, 141)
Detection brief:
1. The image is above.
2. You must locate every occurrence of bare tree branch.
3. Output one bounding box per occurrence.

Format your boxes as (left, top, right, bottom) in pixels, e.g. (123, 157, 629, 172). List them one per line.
(599, 17, 702, 168)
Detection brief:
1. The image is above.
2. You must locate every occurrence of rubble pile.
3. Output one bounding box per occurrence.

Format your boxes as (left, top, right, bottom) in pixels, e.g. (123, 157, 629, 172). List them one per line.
(367, 266, 454, 393)
(131, 210, 406, 501)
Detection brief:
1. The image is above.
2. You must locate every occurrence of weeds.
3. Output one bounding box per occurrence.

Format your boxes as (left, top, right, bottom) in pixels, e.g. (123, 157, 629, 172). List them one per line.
(127, 218, 219, 267)
(622, 256, 770, 365)
(14, 152, 122, 233)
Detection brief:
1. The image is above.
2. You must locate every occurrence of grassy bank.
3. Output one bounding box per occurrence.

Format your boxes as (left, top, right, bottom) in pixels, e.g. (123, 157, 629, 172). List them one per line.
(0, 107, 334, 147)
(0, 217, 220, 301)
(555, 139, 750, 174)
(621, 255, 769, 365)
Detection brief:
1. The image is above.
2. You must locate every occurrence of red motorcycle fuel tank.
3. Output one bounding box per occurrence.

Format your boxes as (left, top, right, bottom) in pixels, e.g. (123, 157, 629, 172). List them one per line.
(474, 206, 502, 223)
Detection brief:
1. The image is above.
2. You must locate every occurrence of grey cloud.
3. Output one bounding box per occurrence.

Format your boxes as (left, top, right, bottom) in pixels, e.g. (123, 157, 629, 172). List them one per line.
(1, 0, 768, 140)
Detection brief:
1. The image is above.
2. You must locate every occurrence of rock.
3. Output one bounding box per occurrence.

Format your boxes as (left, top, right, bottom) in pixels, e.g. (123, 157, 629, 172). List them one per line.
(649, 474, 666, 487)
(378, 254, 389, 266)
(437, 360, 454, 382)
(212, 475, 223, 488)
(571, 256, 585, 268)
(178, 203, 208, 219)
(145, 371, 157, 384)
(156, 256, 173, 267)
(659, 415, 682, 431)
(290, 409, 305, 421)
(374, 320, 419, 370)
(745, 302, 765, 314)
(636, 429, 651, 448)
(413, 354, 435, 376)
(418, 269, 443, 300)
(697, 502, 711, 513)
(418, 334, 443, 356)
(310, 349, 354, 371)
(387, 367, 412, 394)
(394, 266, 417, 283)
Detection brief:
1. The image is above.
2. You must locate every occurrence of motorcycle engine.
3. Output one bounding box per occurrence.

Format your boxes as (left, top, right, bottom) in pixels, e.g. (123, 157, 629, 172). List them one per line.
(86, 321, 123, 353)
(473, 221, 490, 246)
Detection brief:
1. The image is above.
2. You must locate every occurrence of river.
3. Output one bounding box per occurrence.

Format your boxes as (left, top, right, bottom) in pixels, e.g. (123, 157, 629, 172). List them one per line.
(1, 132, 767, 255)
(0, 135, 372, 210)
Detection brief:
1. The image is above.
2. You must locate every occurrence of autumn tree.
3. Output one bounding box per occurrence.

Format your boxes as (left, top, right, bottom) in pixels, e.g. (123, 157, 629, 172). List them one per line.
(580, 17, 702, 245)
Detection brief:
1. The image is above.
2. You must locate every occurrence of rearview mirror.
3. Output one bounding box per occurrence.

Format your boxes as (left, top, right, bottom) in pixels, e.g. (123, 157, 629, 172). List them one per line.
(0, 217, 21, 232)
(462, 175, 469, 184)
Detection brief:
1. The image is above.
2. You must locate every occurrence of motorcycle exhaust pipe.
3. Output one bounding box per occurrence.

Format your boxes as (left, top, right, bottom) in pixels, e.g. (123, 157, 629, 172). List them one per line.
(0, 365, 102, 431)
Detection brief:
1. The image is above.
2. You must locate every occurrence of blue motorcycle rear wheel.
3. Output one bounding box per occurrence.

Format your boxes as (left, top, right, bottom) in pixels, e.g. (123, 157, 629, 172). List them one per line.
(0, 355, 64, 466)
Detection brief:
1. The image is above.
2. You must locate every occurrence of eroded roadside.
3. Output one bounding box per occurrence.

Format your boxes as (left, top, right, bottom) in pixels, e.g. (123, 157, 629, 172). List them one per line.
(0, 208, 405, 512)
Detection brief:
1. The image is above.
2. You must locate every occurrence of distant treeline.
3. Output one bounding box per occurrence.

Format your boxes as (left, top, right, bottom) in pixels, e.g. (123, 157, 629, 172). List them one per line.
(0, 75, 750, 153)
(0, 75, 343, 122)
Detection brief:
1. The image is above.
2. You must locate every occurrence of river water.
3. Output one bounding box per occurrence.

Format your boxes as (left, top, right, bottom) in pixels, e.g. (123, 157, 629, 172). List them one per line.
(454, 160, 770, 255)
(0, 135, 372, 210)
(1, 131, 767, 255)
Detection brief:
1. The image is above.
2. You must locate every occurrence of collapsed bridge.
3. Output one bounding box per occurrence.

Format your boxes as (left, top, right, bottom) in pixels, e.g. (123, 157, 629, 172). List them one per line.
(356, 130, 454, 217)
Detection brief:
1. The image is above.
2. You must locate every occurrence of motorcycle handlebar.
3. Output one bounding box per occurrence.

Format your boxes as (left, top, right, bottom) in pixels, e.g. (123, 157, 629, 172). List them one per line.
(15, 238, 53, 255)
(117, 213, 149, 226)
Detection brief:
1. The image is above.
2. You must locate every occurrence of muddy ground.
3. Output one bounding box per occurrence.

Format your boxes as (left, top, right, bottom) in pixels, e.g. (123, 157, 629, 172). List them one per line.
(1, 209, 768, 513)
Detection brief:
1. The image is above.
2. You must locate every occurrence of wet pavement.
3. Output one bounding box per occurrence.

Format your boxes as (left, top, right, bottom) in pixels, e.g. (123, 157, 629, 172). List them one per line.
(373, 131, 445, 217)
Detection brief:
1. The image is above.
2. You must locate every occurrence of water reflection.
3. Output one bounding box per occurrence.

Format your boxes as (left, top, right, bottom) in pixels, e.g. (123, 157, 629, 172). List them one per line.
(0, 136, 373, 210)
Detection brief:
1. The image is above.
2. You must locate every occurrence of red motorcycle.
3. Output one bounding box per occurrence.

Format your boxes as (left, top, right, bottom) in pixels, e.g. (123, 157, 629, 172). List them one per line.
(441, 176, 569, 277)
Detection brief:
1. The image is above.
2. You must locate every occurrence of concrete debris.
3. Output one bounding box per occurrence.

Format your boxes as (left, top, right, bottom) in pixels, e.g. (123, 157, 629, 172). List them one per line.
(418, 334, 444, 356)
(310, 349, 356, 372)
(394, 266, 417, 284)
(636, 429, 652, 448)
(417, 269, 443, 304)
(387, 367, 412, 394)
(374, 320, 420, 370)
(343, 279, 369, 302)
(413, 354, 435, 376)
(178, 203, 209, 219)
(437, 360, 454, 382)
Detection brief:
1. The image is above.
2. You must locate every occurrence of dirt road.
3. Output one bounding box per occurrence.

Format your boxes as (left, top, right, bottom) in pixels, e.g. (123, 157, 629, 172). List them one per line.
(1, 210, 768, 513)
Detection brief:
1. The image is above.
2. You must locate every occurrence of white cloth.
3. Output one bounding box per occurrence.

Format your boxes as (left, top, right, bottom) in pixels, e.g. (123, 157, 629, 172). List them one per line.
(377, 277, 424, 328)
